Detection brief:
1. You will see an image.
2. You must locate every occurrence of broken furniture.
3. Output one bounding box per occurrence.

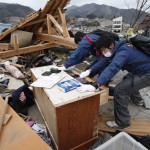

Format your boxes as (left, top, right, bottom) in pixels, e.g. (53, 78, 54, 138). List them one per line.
(0, 96, 53, 150)
(31, 65, 109, 150)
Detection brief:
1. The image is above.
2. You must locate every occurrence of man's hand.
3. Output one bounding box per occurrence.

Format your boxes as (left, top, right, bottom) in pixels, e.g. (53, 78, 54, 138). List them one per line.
(80, 70, 91, 78)
(77, 84, 96, 92)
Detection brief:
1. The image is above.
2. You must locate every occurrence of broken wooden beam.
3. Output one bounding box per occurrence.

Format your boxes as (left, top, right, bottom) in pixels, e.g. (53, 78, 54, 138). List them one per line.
(47, 16, 52, 35)
(0, 25, 18, 41)
(0, 13, 39, 41)
(0, 43, 58, 58)
(22, 18, 46, 28)
(12, 34, 19, 51)
(58, 7, 70, 38)
(47, 14, 63, 35)
(0, 43, 13, 51)
(36, 33, 77, 48)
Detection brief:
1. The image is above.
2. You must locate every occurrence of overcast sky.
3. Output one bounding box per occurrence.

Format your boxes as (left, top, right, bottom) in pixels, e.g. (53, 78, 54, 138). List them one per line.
(0, 0, 145, 10)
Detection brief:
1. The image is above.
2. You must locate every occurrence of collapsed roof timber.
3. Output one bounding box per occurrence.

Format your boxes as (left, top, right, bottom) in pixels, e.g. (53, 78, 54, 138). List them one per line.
(0, 0, 77, 59)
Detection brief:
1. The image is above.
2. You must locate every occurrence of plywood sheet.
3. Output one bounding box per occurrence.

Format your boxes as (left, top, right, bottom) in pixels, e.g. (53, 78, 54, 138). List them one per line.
(98, 115, 150, 136)
(0, 96, 53, 150)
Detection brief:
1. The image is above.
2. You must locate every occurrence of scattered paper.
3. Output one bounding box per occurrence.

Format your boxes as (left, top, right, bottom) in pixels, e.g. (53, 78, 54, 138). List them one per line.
(0, 74, 5, 79)
(30, 74, 65, 88)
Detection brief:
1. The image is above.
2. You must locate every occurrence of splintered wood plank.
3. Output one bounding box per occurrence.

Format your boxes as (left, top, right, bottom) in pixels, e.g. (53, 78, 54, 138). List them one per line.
(0, 25, 18, 40)
(51, 0, 68, 23)
(98, 115, 150, 136)
(36, 33, 77, 48)
(0, 43, 58, 58)
(18, 13, 39, 28)
(25, 0, 55, 32)
(0, 43, 12, 51)
(31, 0, 56, 32)
(49, 0, 63, 12)
(22, 18, 46, 28)
(0, 96, 52, 150)
(34, 0, 70, 33)
(41, 0, 55, 17)
(53, 0, 70, 20)
(54, 0, 69, 12)
(47, 14, 63, 35)
(47, 16, 52, 35)
(12, 34, 19, 51)
(58, 8, 70, 38)
(0, 13, 39, 41)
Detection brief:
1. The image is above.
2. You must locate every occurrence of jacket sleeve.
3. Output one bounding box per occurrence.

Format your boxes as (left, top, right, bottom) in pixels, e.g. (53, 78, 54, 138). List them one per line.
(96, 49, 129, 85)
(85, 59, 98, 70)
(64, 37, 92, 68)
(90, 57, 109, 72)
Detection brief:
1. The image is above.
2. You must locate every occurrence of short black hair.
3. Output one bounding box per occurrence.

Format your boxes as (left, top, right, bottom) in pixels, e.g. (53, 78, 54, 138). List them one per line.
(74, 31, 86, 44)
(96, 34, 115, 50)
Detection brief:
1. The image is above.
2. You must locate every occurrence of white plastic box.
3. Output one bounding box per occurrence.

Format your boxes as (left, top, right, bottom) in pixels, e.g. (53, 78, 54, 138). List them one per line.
(11, 30, 33, 48)
(94, 132, 148, 150)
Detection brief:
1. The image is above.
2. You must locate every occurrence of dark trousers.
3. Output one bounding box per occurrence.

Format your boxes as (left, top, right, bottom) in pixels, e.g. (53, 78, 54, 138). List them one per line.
(114, 73, 150, 126)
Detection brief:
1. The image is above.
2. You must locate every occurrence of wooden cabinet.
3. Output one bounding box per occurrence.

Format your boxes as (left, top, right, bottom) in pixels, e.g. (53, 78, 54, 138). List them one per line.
(31, 66, 101, 150)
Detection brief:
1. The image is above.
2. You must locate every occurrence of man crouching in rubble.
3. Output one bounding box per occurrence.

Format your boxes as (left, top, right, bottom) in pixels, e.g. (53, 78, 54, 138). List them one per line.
(77, 34, 150, 129)
(57, 31, 107, 77)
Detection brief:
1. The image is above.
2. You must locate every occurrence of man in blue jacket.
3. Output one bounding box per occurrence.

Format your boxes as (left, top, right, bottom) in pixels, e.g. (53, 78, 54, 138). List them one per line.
(77, 34, 150, 129)
(57, 31, 105, 77)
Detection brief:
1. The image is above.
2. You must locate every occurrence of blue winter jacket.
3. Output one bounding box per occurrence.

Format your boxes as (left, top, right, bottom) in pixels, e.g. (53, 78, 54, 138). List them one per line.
(95, 40, 150, 85)
(64, 34, 100, 68)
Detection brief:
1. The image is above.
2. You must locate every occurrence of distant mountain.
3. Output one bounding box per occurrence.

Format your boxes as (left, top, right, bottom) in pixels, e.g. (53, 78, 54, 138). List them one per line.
(67, 5, 78, 11)
(66, 3, 148, 24)
(0, 3, 34, 19)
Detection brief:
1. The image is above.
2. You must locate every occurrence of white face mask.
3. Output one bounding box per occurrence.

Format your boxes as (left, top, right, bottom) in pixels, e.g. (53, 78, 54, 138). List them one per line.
(103, 51, 112, 57)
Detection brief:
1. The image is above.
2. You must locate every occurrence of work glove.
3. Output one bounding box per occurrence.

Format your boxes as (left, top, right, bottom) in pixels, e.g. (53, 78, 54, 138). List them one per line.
(80, 70, 91, 78)
(56, 66, 66, 71)
(77, 84, 96, 93)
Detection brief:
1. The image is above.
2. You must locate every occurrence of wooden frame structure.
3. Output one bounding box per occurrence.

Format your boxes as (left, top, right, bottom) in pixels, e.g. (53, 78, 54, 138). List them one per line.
(0, 0, 77, 59)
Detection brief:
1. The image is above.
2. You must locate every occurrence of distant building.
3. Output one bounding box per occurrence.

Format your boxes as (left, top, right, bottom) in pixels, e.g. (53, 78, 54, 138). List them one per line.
(112, 17, 123, 33)
(9, 17, 22, 24)
(76, 17, 89, 22)
(99, 18, 112, 27)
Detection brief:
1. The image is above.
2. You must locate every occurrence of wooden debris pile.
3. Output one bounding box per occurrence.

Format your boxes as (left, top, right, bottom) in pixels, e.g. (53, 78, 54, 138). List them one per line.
(0, 0, 77, 59)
